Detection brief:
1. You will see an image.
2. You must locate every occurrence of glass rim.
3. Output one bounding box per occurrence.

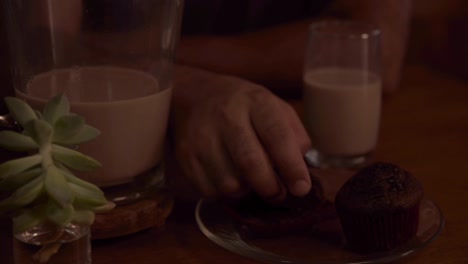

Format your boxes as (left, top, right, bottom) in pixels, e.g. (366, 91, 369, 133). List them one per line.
(309, 20, 381, 39)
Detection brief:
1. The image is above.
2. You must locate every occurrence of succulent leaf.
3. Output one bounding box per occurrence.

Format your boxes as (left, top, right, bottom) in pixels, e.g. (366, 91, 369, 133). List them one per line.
(69, 182, 107, 209)
(12, 205, 48, 233)
(54, 125, 100, 145)
(71, 210, 95, 225)
(44, 166, 74, 208)
(91, 201, 116, 213)
(4, 97, 37, 127)
(34, 110, 43, 120)
(0, 176, 44, 213)
(43, 94, 70, 125)
(47, 201, 74, 227)
(0, 167, 42, 191)
(0, 131, 38, 152)
(29, 119, 53, 146)
(0, 155, 42, 179)
(52, 144, 101, 171)
(52, 114, 85, 143)
(59, 167, 103, 195)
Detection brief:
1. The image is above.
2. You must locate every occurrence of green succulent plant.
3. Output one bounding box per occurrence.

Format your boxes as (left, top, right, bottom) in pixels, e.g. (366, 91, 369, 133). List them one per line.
(0, 95, 114, 234)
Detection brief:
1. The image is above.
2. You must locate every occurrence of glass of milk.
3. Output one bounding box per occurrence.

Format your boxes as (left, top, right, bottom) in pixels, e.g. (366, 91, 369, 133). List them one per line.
(303, 21, 382, 169)
(3, 0, 183, 205)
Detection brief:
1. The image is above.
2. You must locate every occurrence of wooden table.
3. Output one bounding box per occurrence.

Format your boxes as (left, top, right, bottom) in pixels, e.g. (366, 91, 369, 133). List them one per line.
(1, 63, 467, 263)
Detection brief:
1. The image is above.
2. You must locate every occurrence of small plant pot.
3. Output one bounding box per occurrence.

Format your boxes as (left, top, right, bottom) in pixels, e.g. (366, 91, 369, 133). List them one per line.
(13, 223, 91, 264)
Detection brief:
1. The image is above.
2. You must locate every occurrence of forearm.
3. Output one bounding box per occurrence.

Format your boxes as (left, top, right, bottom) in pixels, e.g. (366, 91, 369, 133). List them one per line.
(177, 19, 323, 98)
(177, 0, 411, 95)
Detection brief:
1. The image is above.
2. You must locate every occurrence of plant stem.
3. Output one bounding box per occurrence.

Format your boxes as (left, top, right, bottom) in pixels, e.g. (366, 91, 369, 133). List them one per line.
(39, 144, 53, 169)
(33, 225, 64, 264)
(33, 243, 62, 264)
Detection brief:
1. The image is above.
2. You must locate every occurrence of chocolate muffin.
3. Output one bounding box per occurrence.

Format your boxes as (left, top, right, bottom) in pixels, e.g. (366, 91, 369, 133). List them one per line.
(335, 162, 424, 253)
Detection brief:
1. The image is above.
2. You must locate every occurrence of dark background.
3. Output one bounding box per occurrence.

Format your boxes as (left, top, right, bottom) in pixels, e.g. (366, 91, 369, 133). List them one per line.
(1, 0, 468, 113)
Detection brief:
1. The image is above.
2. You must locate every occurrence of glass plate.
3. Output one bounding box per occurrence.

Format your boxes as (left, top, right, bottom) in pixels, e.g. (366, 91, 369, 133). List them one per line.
(195, 199, 444, 264)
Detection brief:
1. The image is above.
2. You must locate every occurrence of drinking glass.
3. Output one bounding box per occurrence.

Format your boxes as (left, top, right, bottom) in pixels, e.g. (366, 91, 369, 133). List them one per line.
(2, 0, 183, 204)
(303, 21, 382, 169)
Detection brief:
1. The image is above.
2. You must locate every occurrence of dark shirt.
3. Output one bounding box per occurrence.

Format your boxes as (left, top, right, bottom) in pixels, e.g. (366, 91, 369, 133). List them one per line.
(182, 0, 332, 35)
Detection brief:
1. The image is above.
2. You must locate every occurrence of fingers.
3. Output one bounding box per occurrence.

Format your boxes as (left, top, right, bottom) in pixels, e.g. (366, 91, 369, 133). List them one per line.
(176, 125, 248, 200)
(221, 112, 286, 201)
(175, 140, 217, 198)
(176, 94, 310, 200)
(198, 137, 248, 199)
(251, 98, 311, 197)
(173, 73, 310, 201)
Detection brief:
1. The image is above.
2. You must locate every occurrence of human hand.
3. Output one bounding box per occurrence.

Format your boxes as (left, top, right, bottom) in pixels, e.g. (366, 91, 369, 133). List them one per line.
(171, 66, 311, 202)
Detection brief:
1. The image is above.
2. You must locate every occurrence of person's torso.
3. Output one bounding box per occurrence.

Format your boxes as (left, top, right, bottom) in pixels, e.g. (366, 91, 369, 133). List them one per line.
(182, 0, 331, 35)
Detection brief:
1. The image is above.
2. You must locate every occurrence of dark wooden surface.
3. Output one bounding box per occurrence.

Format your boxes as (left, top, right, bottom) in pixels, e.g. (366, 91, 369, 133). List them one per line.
(1, 63, 467, 263)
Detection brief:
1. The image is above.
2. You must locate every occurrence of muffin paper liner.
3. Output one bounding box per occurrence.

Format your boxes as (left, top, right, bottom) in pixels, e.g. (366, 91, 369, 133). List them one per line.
(337, 204, 420, 253)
